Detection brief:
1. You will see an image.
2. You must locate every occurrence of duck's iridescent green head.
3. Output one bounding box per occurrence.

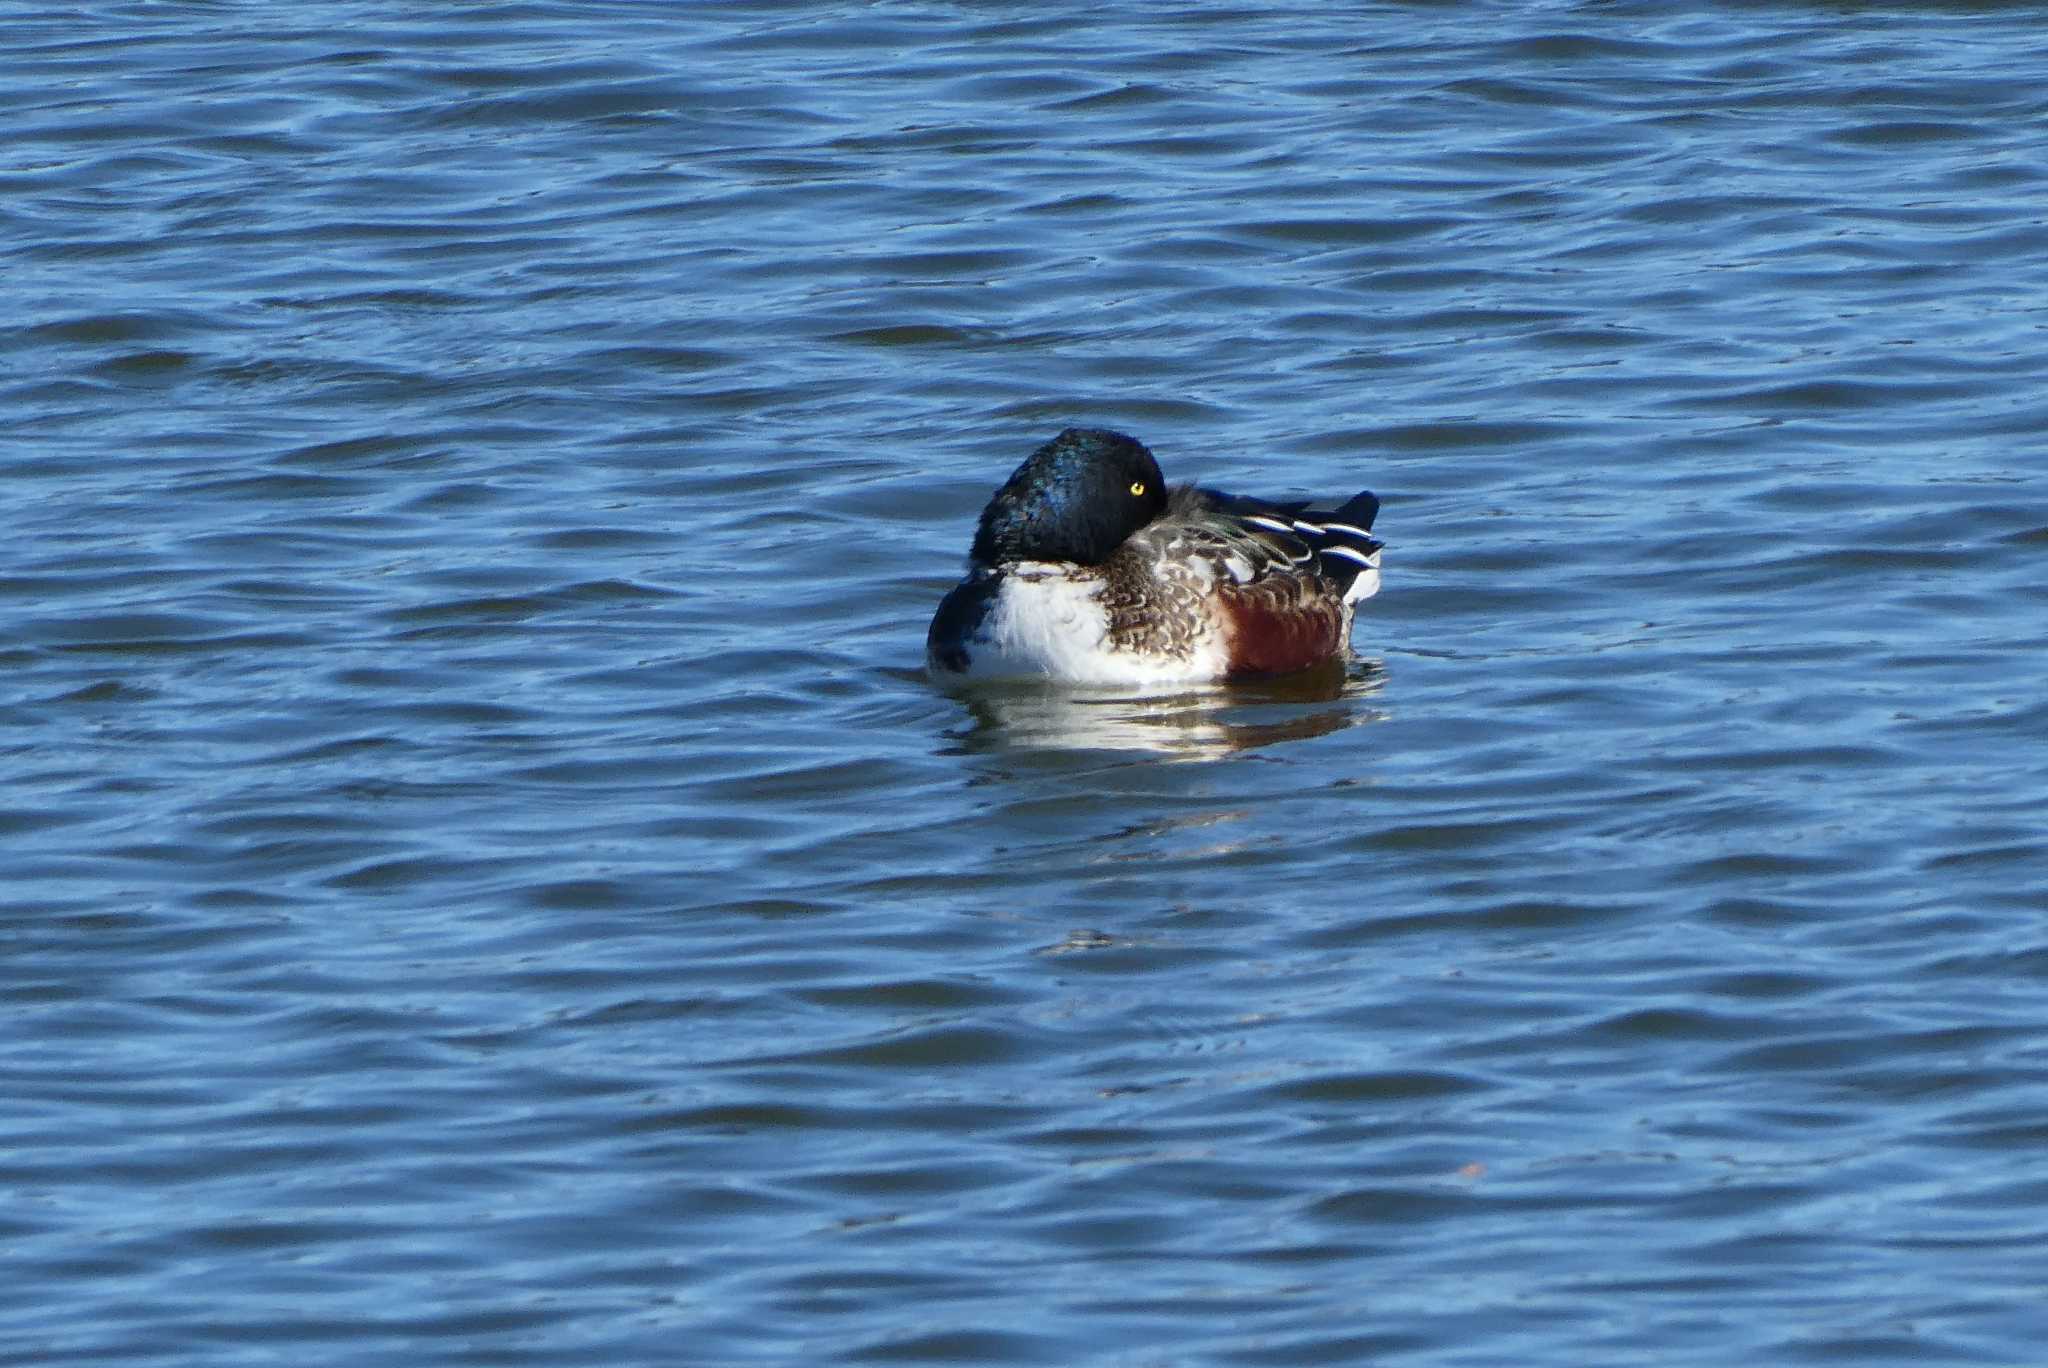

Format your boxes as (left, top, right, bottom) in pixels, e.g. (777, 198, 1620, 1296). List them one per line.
(970, 428, 1169, 568)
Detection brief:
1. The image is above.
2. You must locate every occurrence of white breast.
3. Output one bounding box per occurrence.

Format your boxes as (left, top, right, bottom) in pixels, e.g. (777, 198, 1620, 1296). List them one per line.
(957, 565, 1226, 686)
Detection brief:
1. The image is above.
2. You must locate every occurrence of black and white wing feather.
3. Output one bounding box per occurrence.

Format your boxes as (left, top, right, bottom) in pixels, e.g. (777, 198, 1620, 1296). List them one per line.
(1191, 487, 1383, 602)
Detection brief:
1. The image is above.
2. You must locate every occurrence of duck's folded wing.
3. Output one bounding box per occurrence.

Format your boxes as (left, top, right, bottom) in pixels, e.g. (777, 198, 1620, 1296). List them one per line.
(1154, 487, 1373, 592)
(1124, 488, 1312, 585)
(1114, 488, 1355, 676)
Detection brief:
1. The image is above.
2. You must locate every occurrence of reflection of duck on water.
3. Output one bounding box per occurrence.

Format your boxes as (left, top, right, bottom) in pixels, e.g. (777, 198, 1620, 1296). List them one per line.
(928, 429, 1384, 687)
(943, 662, 1386, 760)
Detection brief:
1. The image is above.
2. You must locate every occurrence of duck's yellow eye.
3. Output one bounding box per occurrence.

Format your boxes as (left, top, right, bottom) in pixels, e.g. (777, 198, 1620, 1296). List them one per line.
(1129, 481, 1147, 496)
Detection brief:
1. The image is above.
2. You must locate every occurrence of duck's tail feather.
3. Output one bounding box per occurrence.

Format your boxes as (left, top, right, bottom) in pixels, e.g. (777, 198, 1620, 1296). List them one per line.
(1298, 491, 1382, 603)
(1219, 489, 1380, 601)
(1201, 487, 1385, 600)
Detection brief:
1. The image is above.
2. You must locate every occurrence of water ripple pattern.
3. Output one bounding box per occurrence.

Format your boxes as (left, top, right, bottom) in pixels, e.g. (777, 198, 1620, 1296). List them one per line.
(6, 4, 2048, 1365)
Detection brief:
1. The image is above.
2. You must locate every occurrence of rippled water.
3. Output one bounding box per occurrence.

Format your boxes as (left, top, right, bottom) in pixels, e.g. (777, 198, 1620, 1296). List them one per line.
(8, 4, 2048, 1364)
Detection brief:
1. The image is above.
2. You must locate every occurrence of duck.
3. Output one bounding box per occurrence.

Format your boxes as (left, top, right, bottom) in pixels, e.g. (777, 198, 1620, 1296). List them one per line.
(927, 427, 1382, 685)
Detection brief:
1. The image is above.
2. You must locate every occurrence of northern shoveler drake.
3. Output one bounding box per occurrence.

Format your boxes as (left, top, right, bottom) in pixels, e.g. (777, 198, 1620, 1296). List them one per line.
(927, 428, 1383, 686)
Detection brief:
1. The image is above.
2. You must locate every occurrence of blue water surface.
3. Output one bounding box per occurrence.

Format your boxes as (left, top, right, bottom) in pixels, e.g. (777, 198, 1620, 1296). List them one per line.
(5, 4, 2048, 1364)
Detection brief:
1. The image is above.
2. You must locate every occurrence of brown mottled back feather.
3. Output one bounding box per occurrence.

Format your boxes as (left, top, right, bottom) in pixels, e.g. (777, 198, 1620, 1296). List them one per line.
(1098, 538, 1212, 664)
